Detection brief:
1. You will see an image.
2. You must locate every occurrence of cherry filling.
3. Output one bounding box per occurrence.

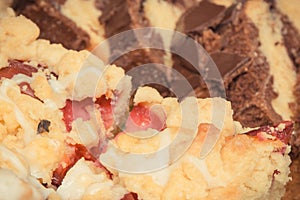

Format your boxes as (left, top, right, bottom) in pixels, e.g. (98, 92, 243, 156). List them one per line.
(0, 60, 38, 79)
(51, 143, 112, 187)
(59, 96, 166, 197)
(60, 96, 113, 132)
(19, 81, 43, 101)
(121, 192, 138, 200)
(245, 121, 294, 144)
(0, 60, 58, 101)
(61, 96, 167, 133)
(61, 98, 92, 132)
(125, 103, 166, 133)
(52, 143, 137, 198)
(95, 96, 114, 129)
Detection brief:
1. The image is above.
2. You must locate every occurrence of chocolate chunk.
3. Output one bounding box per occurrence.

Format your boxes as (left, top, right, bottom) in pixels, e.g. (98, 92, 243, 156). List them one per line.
(171, 59, 209, 98)
(209, 52, 250, 85)
(176, 1, 226, 33)
(13, 0, 90, 50)
(37, 119, 51, 133)
(210, 52, 249, 78)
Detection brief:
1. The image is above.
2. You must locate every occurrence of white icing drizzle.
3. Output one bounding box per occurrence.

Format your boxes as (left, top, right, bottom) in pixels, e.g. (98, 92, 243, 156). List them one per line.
(11, 74, 32, 84)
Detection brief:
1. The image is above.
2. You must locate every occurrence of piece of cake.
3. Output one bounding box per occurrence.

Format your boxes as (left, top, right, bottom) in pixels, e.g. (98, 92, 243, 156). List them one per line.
(4, 0, 300, 198)
(0, 12, 295, 200)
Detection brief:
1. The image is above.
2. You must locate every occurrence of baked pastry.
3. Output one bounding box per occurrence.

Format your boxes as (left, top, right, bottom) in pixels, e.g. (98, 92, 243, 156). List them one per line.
(0, 12, 294, 200)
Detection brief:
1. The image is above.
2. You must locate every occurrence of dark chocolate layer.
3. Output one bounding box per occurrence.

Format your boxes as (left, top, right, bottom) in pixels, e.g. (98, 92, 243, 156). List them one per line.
(12, 0, 90, 50)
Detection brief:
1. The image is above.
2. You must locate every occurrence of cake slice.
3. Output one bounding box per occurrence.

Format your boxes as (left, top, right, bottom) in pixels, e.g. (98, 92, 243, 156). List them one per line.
(4, 1, 300, 198)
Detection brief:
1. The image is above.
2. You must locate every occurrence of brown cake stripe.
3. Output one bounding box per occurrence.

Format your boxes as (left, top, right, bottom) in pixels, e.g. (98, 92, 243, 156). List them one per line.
(12, 0, 90, 50)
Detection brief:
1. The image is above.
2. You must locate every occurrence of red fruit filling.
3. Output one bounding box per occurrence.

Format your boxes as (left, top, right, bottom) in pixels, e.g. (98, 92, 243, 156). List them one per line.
(61, 98, 92, 132)
(121, 192, 138, 200)
(0, 60, 55, 102)
(19, 82, 43, 101)
(61, 94, 167, 134)
(95, 96, 114, 129)
(61, 96, 115, 132)
(0, 60, 41, 100)
(0, 60, 38, 79)
(51, 143, 111, 187)
(125, 104, 166, 133)
(245, 121, 293, 144)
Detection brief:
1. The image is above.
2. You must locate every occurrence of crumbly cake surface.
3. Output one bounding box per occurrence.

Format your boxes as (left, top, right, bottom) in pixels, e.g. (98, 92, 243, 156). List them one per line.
(0, 13, 293, 200)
